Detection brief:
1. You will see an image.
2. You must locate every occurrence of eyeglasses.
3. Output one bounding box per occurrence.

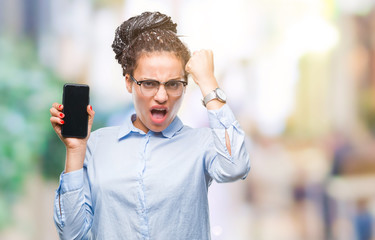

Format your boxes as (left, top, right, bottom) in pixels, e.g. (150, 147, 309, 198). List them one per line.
(130, 75, 188, 97)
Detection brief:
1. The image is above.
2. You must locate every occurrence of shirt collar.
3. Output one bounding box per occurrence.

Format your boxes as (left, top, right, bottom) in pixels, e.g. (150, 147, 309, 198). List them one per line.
(117, 114, 144, 140)
(160, 116, 184, 138)
(117, 113, 184, 140)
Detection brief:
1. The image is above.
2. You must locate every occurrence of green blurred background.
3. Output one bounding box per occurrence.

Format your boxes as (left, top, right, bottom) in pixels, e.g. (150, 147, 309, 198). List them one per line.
(1, 0, 375, 239)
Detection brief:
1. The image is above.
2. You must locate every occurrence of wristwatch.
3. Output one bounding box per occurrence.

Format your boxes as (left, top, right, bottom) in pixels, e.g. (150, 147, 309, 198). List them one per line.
(202, 88, 227, 107)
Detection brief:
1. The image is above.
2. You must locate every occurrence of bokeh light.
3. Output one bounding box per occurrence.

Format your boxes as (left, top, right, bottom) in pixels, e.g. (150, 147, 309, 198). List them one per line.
(1, 0, 375, 239)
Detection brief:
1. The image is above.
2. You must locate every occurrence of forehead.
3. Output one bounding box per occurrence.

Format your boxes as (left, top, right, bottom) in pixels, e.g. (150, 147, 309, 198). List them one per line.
(134, 51, 184, 78)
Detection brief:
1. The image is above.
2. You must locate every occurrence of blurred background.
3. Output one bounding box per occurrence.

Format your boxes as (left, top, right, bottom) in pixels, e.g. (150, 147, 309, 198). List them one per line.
(1, 0, 375, 239)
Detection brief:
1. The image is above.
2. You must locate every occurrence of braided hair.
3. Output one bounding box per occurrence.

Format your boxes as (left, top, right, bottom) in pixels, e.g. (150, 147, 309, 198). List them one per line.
(112, 12, 191, 78)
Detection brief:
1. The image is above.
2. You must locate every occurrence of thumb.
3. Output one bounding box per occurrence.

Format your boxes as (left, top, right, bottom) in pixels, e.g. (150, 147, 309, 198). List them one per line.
(87, 105, 95, 132)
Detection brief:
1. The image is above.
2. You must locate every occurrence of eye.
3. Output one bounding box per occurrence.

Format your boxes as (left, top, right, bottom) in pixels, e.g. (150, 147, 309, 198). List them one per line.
(165, 81, 181, 89)
(142, 80, 159, 89)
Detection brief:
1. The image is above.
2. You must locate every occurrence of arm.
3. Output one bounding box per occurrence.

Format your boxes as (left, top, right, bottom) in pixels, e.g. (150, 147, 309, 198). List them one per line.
(186, 50, 232, 153)
(53, 167, 93, 239)
(205, 104, 250, 182)
(50, 103, 95, 239)
(49, 103, 95, 173)
(186, 50, 250, 182)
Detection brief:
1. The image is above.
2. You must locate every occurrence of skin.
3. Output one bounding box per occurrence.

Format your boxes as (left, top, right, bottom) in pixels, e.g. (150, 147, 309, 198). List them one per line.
(125, 52, 186, 133)
(50, 49, 230, 173)
(49, 104, 95, 172)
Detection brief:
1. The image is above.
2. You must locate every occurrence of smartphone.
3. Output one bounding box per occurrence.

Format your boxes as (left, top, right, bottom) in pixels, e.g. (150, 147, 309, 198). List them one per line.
(61, 83, 90, 138)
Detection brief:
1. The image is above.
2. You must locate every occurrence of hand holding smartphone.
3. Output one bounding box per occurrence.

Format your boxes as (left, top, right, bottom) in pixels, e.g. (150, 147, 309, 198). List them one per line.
(61, 83, 90, 138)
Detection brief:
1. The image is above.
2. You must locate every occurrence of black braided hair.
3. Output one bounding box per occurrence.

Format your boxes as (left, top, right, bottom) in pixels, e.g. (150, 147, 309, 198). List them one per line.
(112, 11, 191, 78)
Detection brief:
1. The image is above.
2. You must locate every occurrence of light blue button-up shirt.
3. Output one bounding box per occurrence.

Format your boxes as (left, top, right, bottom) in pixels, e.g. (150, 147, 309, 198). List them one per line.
(54, 104, 250, 240)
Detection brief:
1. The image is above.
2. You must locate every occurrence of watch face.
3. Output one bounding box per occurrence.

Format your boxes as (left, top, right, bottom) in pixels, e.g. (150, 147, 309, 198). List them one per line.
(216, 88, 227, 101)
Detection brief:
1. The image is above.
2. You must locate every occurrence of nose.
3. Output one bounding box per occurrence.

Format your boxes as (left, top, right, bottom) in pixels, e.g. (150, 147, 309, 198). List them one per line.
(154, 84, 168, 103)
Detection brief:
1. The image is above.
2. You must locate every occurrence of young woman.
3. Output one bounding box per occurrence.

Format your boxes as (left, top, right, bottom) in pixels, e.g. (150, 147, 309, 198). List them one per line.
(50, 11, 250, 240)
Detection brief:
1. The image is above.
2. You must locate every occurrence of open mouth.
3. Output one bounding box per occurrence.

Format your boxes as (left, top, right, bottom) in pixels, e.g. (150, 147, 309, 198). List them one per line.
(150, 107, 168, 124)
(151, 109, 167, 119)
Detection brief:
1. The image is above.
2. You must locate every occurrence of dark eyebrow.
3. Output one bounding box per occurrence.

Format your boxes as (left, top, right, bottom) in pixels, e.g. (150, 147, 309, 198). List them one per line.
(168, 78, 184, 81)
(140, 79, 159, 82)
(141, 77, 185, 82)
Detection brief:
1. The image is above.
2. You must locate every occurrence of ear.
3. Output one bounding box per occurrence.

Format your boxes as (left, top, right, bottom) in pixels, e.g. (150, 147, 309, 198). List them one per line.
(125, 74, 132, 93)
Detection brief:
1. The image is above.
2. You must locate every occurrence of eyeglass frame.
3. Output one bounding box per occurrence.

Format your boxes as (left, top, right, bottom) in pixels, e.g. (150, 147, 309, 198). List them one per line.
(129, 74, 188, 96)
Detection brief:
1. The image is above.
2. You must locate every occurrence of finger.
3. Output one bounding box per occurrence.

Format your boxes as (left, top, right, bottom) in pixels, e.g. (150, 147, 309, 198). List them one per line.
(86, 105, 95, 135)
(50, 116, 64, 137)
(185, 63, 192, 73)
(52, 102, 63, 110)
(50, 118, 63, 139)
(50, 106, 64, 118)
(87, 105, 95, 124)
(50, 116, 65, 125)
(87, 105, 95, 116)
(185, 57, 192, 71)
(207, 49, 213, 58)
(209, 50, 214, 59)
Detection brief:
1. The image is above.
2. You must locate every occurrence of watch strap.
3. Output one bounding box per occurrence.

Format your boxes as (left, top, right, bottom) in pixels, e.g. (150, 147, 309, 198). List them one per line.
(202, 90, 217, 107)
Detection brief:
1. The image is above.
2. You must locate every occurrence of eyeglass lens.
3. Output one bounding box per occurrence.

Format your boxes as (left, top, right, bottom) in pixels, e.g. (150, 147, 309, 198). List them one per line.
(140, 80, 185, 96)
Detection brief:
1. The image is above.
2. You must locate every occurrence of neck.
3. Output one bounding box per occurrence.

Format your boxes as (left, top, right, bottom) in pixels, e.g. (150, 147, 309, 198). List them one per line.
(133, 117, 149, 133)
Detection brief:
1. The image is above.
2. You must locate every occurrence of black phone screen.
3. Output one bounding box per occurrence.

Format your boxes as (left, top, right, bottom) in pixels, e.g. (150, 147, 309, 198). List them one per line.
(61, 83, 90, 138)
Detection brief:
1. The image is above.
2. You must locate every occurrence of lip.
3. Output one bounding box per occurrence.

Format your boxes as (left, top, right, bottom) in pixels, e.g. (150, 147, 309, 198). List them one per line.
(149, 105, 169, 125)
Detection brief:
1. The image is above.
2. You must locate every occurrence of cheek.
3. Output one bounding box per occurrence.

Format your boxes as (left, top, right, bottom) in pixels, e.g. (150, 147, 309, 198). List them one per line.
(132, 92, 142, 109)
(133, 91, 149, 115)
(170, 96, 184, 113)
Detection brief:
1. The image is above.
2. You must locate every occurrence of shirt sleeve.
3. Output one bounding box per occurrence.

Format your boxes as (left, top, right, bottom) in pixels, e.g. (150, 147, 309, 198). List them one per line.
(204, 104, 251, 183)
(53, 133, 96, 240)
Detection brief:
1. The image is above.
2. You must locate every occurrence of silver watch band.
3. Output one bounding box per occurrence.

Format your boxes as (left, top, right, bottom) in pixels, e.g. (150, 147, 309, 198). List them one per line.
(202, 91, 217, 107)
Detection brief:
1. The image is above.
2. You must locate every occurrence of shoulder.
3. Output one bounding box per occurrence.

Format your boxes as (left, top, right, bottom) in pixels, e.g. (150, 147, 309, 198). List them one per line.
(178, 124, 213, 143)
(92, 126, 121, 136)
(88, 126, 121, 143)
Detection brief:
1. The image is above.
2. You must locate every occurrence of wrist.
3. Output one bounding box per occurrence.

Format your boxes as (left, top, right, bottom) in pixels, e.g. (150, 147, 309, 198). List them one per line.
(65, 146, 86, 173)
(198, 77, 218, 97)
(65, 160, 84, 173)
(205, 99, 225, 110)
(201, 87, 227, 108)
